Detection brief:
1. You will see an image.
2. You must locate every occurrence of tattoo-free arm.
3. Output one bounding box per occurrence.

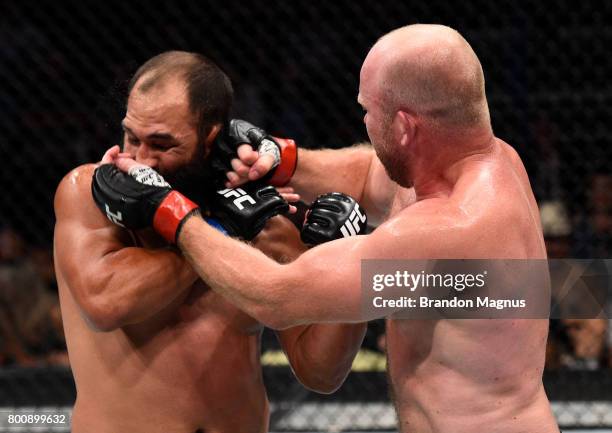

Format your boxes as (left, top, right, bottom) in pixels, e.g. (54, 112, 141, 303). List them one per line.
(290, 146, 399, 225)
(277, 323, 366, 393)
(177, 213, 397, 329)
(53, 165, 198, 331)
(253, 216, 366, 393)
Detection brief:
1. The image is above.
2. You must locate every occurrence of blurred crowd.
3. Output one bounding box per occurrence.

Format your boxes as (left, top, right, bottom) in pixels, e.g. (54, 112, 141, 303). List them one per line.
(539, 172, 612, 370)
(0, 226, 68, 367)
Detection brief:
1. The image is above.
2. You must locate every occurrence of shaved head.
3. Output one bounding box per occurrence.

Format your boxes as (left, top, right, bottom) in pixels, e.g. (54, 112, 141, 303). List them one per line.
(361, 24, 490, 129)
(358, 24, 494, 187)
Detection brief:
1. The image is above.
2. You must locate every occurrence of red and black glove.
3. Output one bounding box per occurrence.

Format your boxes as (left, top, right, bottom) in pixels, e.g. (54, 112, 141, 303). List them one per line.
(301, 192, 368, 246)
(92, 164, 199, 243)
(92, 164, 290, 243)
(210, 119, 298, 187)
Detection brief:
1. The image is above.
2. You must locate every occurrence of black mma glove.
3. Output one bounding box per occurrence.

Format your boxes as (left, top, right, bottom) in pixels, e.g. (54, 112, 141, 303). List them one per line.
(92, 164, 290, 243)
(209, 119, 298, 187)
(210, 183, 290, 240)
(92, 164, 199, 243)
(301, 192, 368, 246)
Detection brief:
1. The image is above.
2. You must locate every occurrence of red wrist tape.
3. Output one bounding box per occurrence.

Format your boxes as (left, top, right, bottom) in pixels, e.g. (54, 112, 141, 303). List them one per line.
(153, 191, 199, 244)
(268, 137, 298, 187)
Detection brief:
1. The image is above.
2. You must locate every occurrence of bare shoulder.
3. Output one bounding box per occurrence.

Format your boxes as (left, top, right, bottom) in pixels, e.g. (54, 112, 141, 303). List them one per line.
(498, 139, 521, 161)
(373, 198, 470, 258)
(55, 164, 96, 203)
(54, 164, 106, 227)
(497, 139, 530, 178)
(53, 164, 134, 265)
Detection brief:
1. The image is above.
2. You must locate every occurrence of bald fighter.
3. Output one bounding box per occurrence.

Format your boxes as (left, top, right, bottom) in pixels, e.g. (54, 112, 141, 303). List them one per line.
(53, 51, 366, 433)
(94, 26, 560, 433)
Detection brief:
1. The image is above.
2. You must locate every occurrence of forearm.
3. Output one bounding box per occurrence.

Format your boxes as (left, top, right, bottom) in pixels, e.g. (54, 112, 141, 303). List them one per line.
(179, 215, 294, 327)
(288, 323, 367, 393)
(290, 145, 374, 203)
(178, 213, 372, 328)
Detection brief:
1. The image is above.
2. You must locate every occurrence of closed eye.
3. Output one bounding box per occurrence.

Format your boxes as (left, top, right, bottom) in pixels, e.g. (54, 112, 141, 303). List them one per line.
(150, 143, 174, 151)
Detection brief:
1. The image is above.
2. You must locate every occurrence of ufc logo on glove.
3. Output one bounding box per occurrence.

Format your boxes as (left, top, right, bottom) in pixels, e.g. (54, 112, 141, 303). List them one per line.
(217, 188, 257, 210)
(340, 204, 367, 237)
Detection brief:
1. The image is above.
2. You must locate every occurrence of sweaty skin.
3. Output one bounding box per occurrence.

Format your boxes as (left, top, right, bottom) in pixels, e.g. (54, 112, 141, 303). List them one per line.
(53, 63, 365, 433)
(112, 26, 559, 433)
(54, 167, 364, 433)
(172, 140, 556, 433)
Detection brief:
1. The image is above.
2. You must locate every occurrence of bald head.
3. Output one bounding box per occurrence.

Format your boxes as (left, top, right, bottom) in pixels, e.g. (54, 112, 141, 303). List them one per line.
(362, 24, 489, 129)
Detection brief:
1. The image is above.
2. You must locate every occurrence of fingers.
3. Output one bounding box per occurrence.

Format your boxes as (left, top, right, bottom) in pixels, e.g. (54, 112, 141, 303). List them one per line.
(248, 154, 276, 181)
(115, 156, 141, 173)
(225, 172, 239, 188)
(280, 192, 300, 203)
(276, 186, 295, 194)
(225, 144, 259, 187)
(231, 158, 251, 178)
(225, 170, 249, 188)
(225, 147, 278, 187)
(100, 145, 120, 164)
(100, 146, 132, 165)
(277, 186, 300, 202)
(237, 144, 259, 165)
(224, 176, 299, 203)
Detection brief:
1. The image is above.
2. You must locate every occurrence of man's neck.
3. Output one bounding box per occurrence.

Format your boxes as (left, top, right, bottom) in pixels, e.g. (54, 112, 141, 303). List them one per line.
(411, 131, 496, 201)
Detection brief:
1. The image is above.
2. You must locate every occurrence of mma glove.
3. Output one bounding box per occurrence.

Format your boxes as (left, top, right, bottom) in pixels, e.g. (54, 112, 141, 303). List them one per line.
(210, 119, 298, 187)
(301, 192, 368, 245)
(92, 164, 289, 244)
(210, 183, 290, 240)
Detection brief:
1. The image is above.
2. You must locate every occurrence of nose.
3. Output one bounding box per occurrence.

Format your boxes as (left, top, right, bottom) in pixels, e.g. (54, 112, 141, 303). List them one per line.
(135, 145, 159, 169)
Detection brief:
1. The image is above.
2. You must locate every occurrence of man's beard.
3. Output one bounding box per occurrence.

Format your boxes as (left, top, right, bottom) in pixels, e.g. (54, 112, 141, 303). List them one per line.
(162, 145, 217, 210)
(373, 126, 413, 188)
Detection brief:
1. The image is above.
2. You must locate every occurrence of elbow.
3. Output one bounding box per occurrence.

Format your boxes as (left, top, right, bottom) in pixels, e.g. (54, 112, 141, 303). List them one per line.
(290, 349, 354, 395)
(294, 368, 349, 395)
(304, 377, 345, 395)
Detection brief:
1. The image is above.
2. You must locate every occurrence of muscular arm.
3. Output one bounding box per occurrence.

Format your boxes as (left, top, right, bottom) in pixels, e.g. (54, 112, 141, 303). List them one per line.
(176, 191, 473, 329)
(277, 323, 366, 393)
(290, 146, 399, 225)
(290, 145, 373, 202)
(178, 212, 420, 329)
(53, 165, 198, 331)
(253, 217, 366, 393)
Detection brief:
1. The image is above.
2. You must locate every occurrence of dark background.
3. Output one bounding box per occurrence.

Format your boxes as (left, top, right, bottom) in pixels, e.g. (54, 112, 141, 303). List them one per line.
(0, 1, 610, 430)
(0, 0, 610, 250)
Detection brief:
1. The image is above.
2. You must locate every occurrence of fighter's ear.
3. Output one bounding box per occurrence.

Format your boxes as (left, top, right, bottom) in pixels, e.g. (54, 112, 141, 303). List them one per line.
(205, 123, 223, 145)
(202, 123, 223, 158)
(394, 110, 416, 147)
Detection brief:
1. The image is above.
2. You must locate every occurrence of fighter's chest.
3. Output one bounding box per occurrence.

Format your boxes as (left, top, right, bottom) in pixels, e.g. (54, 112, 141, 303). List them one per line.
(176, 280, 263, 335)
(386, 319, 438, 362)
(127, 229, 263, 335)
